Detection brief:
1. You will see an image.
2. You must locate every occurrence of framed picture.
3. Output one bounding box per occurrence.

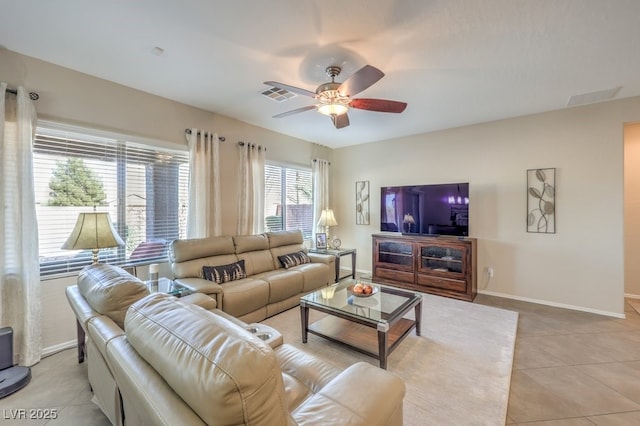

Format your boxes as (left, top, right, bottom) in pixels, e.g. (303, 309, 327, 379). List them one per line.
(527, 168, 556, 233)
(355, 180, 370, 225)
(315, 233, 327, 249)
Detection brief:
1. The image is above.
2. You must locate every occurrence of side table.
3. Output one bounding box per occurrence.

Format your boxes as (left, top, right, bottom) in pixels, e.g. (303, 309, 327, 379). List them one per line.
(309, 248, 356, 282)
(147, 277, 193, 297)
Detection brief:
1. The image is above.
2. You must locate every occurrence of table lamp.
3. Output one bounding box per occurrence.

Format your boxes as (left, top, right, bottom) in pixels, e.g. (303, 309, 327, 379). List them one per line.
(317, 209, 338, 242)
(61, 212, 124, 264)
(403, 213, 416, 233)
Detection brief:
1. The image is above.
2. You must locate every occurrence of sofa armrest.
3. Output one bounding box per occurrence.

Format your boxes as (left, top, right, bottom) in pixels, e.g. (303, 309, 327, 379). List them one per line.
(291, 362, 405, 426)
(87, 315, 125, 358)
(173, 277, 223, 306)
(65, 285, 99, 331)
(307, 253, 335, 266)
(179, 293, 217, 310)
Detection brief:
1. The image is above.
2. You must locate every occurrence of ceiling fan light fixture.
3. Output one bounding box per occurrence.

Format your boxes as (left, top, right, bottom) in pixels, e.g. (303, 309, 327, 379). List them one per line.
(266, 64, 406, 129)
(317, 103, 348, 116)
(317, 89, 349, 116)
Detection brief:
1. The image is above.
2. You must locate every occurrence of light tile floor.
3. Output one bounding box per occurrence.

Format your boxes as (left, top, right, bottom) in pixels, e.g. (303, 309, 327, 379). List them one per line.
(2, 295, 640, 425)
(0, 345, 109, 425)
(476, 295, 640, 425)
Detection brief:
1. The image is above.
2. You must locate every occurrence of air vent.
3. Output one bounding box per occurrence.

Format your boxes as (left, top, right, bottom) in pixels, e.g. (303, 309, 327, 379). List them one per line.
(567, 86, 622, 107)
(261, 87, 296, 102)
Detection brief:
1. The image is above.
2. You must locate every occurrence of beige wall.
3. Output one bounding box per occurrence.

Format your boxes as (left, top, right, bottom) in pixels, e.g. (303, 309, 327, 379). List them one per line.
(333, 97, 640, 317)
(1, 48, 331, 352)
(625, 123, 640, 296)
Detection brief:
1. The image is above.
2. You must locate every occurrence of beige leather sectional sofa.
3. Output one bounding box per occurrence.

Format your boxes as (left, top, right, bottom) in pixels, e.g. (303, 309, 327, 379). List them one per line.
(66, 263, 406, 425)
(169, 230, 336, 322)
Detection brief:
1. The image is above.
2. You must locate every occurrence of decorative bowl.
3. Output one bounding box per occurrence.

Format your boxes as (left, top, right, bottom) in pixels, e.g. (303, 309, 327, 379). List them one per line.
(347, 284, 378, 297)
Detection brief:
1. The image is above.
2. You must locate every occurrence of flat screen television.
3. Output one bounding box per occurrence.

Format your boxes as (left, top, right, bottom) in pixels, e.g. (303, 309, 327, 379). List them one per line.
(380, 183, 469, 236)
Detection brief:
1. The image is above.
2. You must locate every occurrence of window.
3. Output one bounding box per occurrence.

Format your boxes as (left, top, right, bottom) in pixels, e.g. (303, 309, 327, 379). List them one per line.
(264, 164, 313, 238)
(34, 122, 189, 277)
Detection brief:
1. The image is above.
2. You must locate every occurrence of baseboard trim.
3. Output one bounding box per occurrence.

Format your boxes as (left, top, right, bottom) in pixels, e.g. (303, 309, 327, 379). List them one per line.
(356, 268, 372, 277)
(43, 340, 76, 358)
(478, 290, 625, 319)
(347, 270, 626, 318)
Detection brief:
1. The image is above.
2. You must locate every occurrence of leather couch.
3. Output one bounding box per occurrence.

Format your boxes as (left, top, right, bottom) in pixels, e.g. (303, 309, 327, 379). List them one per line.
(110, 292, 405, 425)
(169, 230, 336, 323)
(66, 263, 277, 425)
(67, 264, 406, 425)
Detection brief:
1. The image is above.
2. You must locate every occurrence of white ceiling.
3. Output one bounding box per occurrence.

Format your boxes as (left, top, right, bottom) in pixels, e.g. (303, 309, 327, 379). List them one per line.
(3, 0, 640, 149)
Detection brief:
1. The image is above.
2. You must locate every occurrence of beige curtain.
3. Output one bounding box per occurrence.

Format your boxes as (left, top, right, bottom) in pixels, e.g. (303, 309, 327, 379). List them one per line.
(186, 129, 221, 238)
(237, 143, 265, 235)
(312, 158, 331, 238)
(0, 83, 41, 366)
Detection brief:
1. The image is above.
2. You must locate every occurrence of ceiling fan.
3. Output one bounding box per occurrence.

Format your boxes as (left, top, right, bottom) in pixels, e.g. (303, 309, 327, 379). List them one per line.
(264, 65, 407, 129)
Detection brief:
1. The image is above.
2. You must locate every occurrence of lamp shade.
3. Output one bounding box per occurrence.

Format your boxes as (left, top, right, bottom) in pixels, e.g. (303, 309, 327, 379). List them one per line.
(403, 214, 415, 224)
(317, 209, 338, 227)
(62, 213, 124, 263)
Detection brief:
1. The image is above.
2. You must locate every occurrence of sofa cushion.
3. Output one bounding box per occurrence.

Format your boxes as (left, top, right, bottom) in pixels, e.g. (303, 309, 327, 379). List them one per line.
(238, 250, 276, 276)
(203, 259, 247, 284)
(266, 230, 304, 247)
(278, 251, 311, 269)
(175, 256, 240, 281)
(170, 235, 239, 280)
(274, 344, 340, 412)
(169, 236, 235, 263)
(233, 234, 269, 254)
(125, 293, 290, 426)
(292, 263, 331, 291)
(256, 270, 304, 303)
(77, 264, 149, 329)
(220, 279, 270, 318)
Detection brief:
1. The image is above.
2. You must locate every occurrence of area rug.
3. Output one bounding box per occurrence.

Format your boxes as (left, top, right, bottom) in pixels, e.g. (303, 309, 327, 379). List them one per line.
(262, 292, 518, 426)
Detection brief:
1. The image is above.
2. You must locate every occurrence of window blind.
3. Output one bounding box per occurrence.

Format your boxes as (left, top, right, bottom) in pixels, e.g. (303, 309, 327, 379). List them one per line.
(34, 124, 189, 277)
(264, 164, 313, 238)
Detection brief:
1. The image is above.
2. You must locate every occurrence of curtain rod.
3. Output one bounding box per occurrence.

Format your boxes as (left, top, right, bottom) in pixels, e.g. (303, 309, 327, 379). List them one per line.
(184, 128, 225, 141)
(5, 88, 40, 100)
(238, 141, 266, 151)
(313, 158, 331, 165)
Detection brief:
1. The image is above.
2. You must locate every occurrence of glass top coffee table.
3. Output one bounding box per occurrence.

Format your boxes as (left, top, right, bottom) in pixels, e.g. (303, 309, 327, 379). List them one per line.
(300, 280, 422, 369)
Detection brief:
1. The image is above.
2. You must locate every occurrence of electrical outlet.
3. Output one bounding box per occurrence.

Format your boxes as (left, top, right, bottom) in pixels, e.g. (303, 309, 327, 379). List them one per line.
(487, 267, 494, 278)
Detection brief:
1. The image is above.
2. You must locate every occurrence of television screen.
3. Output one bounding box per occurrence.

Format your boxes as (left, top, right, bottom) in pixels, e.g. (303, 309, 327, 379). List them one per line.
(380, 183, 469, 236)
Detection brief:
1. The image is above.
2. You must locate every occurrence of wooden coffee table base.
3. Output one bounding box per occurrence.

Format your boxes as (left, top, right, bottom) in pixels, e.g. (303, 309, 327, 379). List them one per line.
(300, 299, 421, 369)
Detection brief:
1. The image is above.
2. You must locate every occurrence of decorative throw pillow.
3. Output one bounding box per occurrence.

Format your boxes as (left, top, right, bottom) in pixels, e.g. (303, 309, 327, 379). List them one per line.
(202, 260, 247, 284)
(278, 251, 311, 269)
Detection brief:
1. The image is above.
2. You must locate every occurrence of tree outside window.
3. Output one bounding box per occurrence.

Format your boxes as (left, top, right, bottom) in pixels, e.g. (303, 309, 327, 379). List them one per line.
(48, 158, 106, 206)
(34, 125, 189, 277)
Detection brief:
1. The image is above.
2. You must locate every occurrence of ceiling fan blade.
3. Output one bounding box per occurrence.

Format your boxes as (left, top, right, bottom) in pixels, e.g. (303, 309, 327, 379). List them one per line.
(337, 65, 385, 97)
(273, 105, 316, 118)
(331, 113, 350, 129)
(349, 98, 407, 113)
(263, 81, 316, 98)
